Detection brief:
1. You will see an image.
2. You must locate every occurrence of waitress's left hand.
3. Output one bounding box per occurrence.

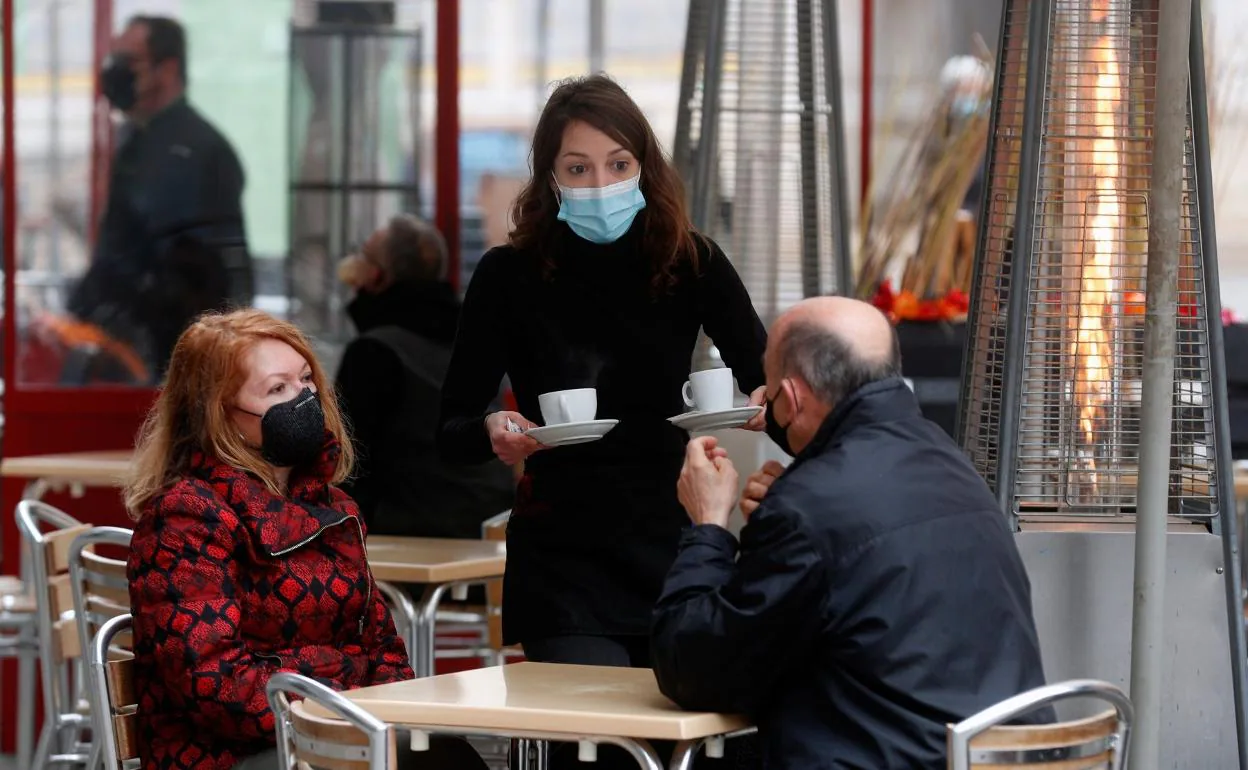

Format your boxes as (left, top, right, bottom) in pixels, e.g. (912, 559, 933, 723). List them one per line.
(743, 385, 768, 431)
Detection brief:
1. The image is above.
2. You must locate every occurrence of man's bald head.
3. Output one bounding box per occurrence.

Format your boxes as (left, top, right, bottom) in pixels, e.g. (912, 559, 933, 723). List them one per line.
(769, 297, 902, 407)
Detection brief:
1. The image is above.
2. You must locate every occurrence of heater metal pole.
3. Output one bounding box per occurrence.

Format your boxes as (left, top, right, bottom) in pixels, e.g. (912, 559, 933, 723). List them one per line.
(995, 0, 1052, 521)
(1128, 0, 1192, 766)
(1189, 1, 1248, 765)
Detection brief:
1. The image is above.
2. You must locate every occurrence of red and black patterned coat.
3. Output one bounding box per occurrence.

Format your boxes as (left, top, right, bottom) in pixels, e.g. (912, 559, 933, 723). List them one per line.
(127, 439, 413, 769)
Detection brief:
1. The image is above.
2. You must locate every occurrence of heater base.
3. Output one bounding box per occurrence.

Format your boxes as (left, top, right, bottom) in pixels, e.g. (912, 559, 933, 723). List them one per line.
(1016, 527, 1242, 768)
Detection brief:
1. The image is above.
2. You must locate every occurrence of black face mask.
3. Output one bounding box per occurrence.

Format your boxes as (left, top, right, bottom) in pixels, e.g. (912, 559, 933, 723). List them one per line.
(242, 388, 326, 468)
(101, 53, 138, 112)
(764, 386, 795, 457)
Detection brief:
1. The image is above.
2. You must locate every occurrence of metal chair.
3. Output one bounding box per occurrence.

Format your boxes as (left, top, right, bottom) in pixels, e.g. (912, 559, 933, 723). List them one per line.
(85, 614, 136, 770)
(947, 679, 1134, 769)
(480, 510, 519, 664)
(266, 671, 396, 770)
(16, 499, 94, 769)
(69, 527, 133, 770)
(0, 573, 39, 769)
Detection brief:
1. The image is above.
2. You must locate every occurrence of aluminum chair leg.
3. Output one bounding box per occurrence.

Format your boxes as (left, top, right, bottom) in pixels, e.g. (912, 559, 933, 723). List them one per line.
(17, 645, 36, 770)
(30, 718, 54, 770)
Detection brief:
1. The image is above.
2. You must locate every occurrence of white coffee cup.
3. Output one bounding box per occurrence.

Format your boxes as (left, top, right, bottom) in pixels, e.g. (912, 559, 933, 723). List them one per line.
(682, 368, 735, 413)
(538, 388, 597, 425)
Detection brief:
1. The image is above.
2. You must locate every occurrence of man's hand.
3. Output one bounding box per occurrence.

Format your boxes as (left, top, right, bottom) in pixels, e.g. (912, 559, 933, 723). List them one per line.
(678, 437, 740, 529)
(740, 460, 786, 522)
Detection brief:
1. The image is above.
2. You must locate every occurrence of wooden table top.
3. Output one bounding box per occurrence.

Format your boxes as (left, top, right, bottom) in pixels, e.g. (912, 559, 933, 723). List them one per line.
(366, 536, 506, 584)
(307, 662, 749, 741)
(0, 450, 133, 486)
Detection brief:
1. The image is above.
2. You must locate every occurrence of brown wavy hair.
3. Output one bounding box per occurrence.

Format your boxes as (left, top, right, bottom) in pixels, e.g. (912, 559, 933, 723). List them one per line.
(123, 309, 354, 518)
(509, 74, 700, 295)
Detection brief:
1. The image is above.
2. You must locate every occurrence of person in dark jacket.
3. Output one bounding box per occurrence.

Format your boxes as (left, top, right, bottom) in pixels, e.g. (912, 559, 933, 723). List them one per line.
(69, 15, 252, 382)
(653, 296, 1052, 769)
(336, 214, 514, 537)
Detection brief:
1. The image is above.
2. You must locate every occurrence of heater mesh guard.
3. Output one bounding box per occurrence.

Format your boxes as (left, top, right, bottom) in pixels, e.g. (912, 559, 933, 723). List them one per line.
(958, 0, 1219, 518)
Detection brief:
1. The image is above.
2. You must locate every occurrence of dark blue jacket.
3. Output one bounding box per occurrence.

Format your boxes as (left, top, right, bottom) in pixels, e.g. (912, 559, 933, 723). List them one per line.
(651, 378, 1051, 769)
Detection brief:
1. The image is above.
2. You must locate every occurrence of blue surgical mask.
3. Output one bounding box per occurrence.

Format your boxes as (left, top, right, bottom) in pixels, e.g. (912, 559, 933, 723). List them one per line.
(555, 174, 647, 244)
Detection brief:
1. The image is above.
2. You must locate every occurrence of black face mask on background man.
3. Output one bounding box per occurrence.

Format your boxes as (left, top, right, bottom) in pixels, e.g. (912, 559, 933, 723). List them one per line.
(239, 388, 326, 468)
(101, 53, 138, 112)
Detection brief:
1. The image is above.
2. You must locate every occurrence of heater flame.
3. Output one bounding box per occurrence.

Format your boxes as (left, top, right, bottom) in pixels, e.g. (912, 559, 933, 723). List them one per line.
(1072, 0, 1123, 490)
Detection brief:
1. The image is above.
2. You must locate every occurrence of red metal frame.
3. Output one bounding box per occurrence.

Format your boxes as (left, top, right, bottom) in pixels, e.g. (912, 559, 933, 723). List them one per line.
(859, 0, 873, 208)
(2, 0, 150, 750)
(0, 0, 464, 747)
(435, 0, 460, 291)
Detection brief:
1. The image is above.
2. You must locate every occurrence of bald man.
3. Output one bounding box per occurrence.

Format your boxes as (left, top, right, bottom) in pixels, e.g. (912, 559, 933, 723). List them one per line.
(651, 297, 1051, 769)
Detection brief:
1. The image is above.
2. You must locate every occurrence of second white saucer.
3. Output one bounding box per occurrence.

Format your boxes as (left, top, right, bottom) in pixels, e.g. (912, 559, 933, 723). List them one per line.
(668, 405, 763, 433)
(525, 419, 619, 448)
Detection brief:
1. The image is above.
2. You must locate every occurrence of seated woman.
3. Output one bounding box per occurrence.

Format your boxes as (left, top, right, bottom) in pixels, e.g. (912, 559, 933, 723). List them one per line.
(124, 309, 485, 770)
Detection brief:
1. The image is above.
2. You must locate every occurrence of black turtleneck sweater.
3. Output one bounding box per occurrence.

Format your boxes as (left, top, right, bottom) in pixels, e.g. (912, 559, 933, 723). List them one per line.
(437, 219, 767, 643)
(337, 280, 514, 538)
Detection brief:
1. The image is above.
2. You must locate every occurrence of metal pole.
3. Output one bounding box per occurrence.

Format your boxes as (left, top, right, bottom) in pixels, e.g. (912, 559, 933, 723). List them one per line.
(1189, 1, 1248, 765)
(588, 0, 605, 74)
(535, 0, 549, 109)
(796, 0, 820, 298)
(689, 0, 726, 233)
(820, 0, 853, 295)
(955, 0, 1014, 451)
(995, 0, 1052, 521)
(1128, 0, 1192, 766)
(672, 0, 709, 182)
(48, 0, 62, 275)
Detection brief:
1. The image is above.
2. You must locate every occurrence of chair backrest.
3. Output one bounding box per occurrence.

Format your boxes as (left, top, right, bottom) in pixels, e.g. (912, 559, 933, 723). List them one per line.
(480, 510, 509, 652)
(87, 613, 136, 770)
(947, 679, 1133, 770)
(68, 527, 133, 668)
(266, 671, 395, 770)
(16, 500, 90, 719)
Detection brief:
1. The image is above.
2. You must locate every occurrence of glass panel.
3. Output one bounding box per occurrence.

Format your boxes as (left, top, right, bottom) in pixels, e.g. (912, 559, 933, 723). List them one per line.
(13, 0, 295, 387)
(286, 24, 423, 359)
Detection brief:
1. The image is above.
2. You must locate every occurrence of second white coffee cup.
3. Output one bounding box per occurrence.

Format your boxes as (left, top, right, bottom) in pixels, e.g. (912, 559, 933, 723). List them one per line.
(682, 368, 735, 413)
(538, 388, 597, 425)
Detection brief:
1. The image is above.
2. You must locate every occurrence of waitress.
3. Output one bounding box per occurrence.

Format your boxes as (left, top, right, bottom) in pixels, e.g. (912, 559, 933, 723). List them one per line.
(438, 74, 768, 669)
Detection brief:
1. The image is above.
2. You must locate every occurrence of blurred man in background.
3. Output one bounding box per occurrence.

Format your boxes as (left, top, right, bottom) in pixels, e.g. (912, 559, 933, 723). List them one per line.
(336, 214, 515, 538)
(67, 15, 252, 383)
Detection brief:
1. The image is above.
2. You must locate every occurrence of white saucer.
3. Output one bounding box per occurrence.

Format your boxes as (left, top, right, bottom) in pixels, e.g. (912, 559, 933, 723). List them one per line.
(668, 406, 763, 433)
(526, 419, 619, 447)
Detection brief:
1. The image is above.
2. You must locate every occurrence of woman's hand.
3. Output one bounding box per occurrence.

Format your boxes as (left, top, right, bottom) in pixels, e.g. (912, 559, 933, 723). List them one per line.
(743, 385, 768, 431)
(484, 411, 543, 465)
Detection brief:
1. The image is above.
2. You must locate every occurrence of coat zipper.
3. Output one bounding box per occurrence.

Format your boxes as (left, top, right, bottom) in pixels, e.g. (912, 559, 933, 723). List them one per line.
(269, 514, 371, 635)
(353, 516, 370, 636)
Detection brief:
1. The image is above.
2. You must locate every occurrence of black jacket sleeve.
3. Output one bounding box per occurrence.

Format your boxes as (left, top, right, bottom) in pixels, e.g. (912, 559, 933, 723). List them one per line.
(437, 249, 510, 464)
(695, 237, 768, 393)
(650, 505, 826, 715)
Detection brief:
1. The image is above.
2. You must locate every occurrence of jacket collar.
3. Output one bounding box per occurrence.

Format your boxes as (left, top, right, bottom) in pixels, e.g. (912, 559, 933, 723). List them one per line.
(792, 378, 922, 464)
(188, 435, 360, 555)
(347, 279, 461, 344)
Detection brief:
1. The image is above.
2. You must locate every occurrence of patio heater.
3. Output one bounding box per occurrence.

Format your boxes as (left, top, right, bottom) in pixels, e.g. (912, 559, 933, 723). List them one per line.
(958, 0, 1245, 765)
(673, 0, 853, 326)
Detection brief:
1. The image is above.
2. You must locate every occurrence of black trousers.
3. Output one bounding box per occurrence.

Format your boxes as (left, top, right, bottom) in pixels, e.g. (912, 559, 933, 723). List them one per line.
(519, 635, 759, 770)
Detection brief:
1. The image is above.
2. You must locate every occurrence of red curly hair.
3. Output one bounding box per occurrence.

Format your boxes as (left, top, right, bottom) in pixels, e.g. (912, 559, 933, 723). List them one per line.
(124, 309, 354, 518)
